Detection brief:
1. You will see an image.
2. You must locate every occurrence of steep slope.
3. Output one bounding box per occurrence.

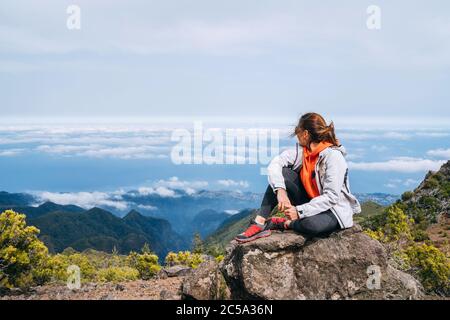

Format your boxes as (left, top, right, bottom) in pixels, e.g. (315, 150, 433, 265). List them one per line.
(400, 160, 449, 224)
(205, 209, 256, 249)
(190, 209, 231, 238)
(122, 209, 187, 256)
(397, 160, 450, 255)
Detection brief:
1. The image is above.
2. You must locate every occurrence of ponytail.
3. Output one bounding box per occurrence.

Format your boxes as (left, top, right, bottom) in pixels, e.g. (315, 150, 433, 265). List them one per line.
(291, 113, 340, 146)
(319, 121, 339, 146)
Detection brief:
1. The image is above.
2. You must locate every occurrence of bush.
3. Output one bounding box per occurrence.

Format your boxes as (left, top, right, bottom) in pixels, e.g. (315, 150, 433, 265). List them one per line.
(404, 243, 450, 295)
(364, 204, 450, 295)
(423, 177, 439, 189)
(48, 252, 96, 283)
(0, 210, 51, 288)
(205, 245, 225, 258)
(95, 266, 139, 283)
(439, 181, 450, 198)
(365, 205, 413, 243)
(401, 191, 414, 202)
(126, 251, 161, 280)
(192, 233, 204, 254)
(164, 251, 204, 269)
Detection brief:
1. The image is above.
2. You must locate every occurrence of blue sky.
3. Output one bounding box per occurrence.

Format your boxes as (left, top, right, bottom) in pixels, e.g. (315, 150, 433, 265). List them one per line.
(0, 1, 449, 203)
(1, 1, 450, 119)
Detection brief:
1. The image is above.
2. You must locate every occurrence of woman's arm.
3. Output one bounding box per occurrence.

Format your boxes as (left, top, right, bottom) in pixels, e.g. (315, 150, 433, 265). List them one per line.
(295, 150, 347, 218)
(267, 143, 302, 194)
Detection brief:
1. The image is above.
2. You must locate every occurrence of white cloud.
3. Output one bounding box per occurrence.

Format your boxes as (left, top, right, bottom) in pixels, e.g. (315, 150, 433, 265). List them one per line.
(35, 191, 129, 210)
(137, 186, 178, 198)
(427, 148, 450, 159)
(383, 178, 420, 189)
(217, 179, 249, 188)
(137, 204, 158, 211)
(403, 179, 420, 187)
(0, 148, 25, 156)
(370, 145, 389, 152)
(348, 157, 446, 173)
(36, 144, 168, 159)
(224, 209, 240, 215)
(155, 176, 208, 192)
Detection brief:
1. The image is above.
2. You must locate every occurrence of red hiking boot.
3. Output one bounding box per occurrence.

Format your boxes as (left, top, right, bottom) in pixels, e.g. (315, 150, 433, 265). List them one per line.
(266, 217, 288, 231)
(235, 223, 271, 243)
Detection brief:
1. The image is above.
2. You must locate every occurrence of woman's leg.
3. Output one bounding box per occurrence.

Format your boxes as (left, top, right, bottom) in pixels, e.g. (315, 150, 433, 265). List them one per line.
(289, 210, 340, 237)
(236, 168, 310, 242)
(257, 167, 310, 221)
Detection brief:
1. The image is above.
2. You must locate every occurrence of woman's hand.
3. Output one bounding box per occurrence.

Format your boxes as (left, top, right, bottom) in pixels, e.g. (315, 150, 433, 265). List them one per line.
(276, 189, 291, 212)
(284, 206, 299, 221)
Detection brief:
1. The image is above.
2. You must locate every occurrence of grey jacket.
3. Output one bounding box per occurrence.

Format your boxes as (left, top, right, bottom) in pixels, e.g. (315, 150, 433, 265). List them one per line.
(267, 143, 361, 229)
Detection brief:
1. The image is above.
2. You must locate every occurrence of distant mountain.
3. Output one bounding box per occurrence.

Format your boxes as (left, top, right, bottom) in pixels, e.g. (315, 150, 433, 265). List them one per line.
(0, 189, 399, 238)
(0, 191, 35, 207)
(120, 189, 261, 236)
(0, 201, 85, 219)
(354, 193, 399, 206)
(24, 207, 188, 258)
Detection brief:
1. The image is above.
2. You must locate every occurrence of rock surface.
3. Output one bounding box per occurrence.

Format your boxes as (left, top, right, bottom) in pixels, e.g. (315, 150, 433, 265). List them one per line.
(183, 226, 423, 300)
(182, 260, 231, 300)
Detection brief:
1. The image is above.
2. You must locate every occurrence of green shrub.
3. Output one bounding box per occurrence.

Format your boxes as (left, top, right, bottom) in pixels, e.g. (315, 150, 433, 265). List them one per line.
(48, 252, 96, 283)
(404, 243, 450, 294)
(192, 233, 204, 254)
(364, 204, 450, 295)
(164, 251, 204, 269)
(439, 182, 450, 198)
(0, 210, 51, 288)
(401, 191, 414, 202)
(205, 244, 225, 258)
(95, 266, 139, 283)
(365, 205, 413, 243)
(423, 177, 439, 189)
(126, 251, 161, 280)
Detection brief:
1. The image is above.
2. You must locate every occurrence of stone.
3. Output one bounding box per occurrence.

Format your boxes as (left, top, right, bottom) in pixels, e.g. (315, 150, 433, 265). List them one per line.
(182, 226, 423, 300)
(182, 260, 231, 300)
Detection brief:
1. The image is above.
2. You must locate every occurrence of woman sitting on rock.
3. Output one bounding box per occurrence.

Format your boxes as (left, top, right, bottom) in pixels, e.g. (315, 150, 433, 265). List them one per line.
(236, 112, 361, 243)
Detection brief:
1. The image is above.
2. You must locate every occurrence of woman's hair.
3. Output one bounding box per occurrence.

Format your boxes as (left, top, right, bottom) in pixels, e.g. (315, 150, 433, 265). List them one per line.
(290, 112, 339, 146)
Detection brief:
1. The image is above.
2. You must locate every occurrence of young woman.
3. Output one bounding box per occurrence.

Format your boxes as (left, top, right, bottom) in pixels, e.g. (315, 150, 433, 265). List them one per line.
(236, 112, 361, 243)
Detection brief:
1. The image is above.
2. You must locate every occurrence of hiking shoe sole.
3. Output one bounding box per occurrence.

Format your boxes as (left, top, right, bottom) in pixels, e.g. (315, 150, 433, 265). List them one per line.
(235, 230, 272, 243)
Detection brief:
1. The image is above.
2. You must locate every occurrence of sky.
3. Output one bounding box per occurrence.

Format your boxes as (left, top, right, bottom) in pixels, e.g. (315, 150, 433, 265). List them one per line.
(1, 0, 450, 120)
(0, 1, 449, 203)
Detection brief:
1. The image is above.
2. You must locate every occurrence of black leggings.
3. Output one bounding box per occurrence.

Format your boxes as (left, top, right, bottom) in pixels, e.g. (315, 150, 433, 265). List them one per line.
(259, 167, 340, 237)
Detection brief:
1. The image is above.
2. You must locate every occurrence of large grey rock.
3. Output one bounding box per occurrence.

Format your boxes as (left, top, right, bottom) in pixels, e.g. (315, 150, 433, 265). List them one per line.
(182, 260, 231, 300)
(182, 226, 423, 300)
(164, 265, 192, 277)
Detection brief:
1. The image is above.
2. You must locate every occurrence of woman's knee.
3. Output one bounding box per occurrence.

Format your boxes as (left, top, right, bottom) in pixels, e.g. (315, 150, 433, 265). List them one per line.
(291, 216, 332, 236)
(295, 218, 322, 235)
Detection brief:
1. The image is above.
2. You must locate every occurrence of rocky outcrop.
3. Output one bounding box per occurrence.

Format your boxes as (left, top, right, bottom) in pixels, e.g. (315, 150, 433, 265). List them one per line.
(182, 260, 231, 300)
(182, 226, 423, 300)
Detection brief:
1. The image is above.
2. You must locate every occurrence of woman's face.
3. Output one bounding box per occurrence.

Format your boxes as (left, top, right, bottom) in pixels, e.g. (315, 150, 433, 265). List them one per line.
(296, 128, 309, 147)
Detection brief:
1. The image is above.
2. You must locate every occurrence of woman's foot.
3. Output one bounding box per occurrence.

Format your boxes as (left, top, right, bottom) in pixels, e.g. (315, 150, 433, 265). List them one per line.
(235, 222, 271, 243)
(266, 217, 290, 231)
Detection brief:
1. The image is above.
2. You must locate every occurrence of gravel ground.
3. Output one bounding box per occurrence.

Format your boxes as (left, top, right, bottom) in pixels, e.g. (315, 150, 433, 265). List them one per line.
(0, 277, 184, 300)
